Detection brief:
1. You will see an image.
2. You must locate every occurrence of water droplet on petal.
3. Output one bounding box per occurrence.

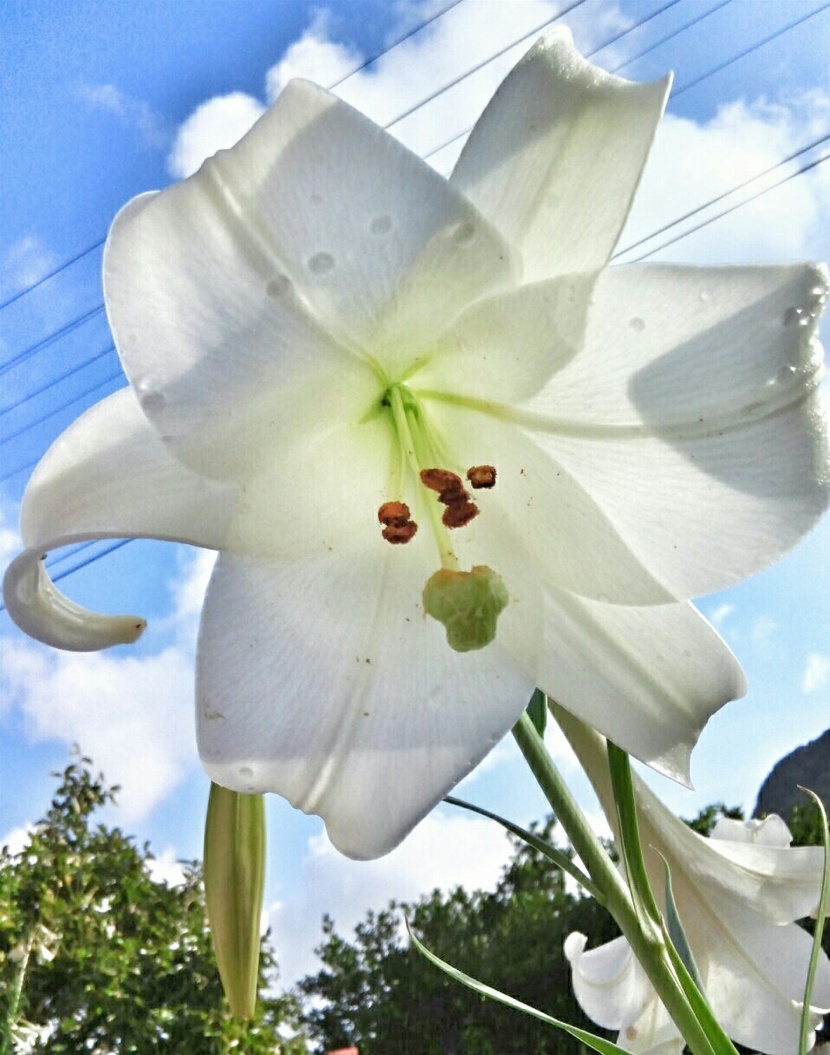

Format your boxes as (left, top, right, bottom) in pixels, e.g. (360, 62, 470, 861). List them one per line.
(139, 390, 166, 413)
(783, 306, 802, 326)
(370, 214, 392, 235)
(308, 252, 335, 274)
(266, 274, 292, 298)
(774, 364, 797, 385)
(450, 220, 476, 245)
(238, 765, 254, 780)
(628, 317, 645, 332)
(699, 290, 712, 303)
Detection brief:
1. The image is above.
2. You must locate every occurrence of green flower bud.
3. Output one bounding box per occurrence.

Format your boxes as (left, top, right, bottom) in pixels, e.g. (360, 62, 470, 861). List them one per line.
(423, 565, 509, 652)
(203, 782, 266, 1020)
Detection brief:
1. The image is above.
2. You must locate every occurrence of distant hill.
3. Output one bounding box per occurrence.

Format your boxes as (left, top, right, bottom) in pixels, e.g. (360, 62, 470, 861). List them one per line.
(753, 729, 830, 821)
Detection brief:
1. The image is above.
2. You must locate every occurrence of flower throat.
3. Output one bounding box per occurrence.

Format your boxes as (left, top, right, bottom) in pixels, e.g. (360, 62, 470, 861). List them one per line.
(377, 382, 508, 653)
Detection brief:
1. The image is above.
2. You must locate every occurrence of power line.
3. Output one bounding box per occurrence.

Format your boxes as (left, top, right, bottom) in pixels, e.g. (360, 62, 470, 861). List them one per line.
(328, 0, 465, 91)
(0, 305, 105, 377)
(384, 0, 588, 132)
(671, 1, 830, 100)
(1, 345, 115, 417)
(614, 130, 830, 258)
(423, 0, 696, 162)
(1, 370, 123, 446)
(0, 239, 107, 313)
(0, 1, 467, 313)
(624, 151, 829, 263)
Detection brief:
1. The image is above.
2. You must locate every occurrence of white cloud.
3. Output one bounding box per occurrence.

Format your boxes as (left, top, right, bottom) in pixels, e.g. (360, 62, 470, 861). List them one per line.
(1, 639, 197, 823)
(167, 92, 265, 179)
(165, 1, 621, 180)
(159, 546, 216, 646)
(78, 83, 169, 149)
(708, 603, 736, 630)
(0, 505, 21, 578)
(264, 10, 361, 102)
(1, 236, 58, 298)
(0, 544, 217, 822)
(803, 652, 830, 693)
(619, 94, 830, 265)
(145, 846, 188, 887)
(1, 823, 34, 856)
(269, 809, 513, 988)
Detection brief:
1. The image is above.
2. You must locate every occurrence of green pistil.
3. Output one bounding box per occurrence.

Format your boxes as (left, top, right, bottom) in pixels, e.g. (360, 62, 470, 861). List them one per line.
(423, 565, 508, 652)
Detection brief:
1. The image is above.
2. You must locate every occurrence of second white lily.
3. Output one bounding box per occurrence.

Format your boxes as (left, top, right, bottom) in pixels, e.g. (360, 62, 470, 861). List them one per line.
(559, 710, 830, 1055)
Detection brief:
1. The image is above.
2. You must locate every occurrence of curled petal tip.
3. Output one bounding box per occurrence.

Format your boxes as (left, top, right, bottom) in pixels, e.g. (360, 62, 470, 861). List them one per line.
(3, 549, 146, 652)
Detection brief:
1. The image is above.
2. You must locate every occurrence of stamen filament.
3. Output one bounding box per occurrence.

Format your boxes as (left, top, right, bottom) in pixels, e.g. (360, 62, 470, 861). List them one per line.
(387, 384, 459, 571)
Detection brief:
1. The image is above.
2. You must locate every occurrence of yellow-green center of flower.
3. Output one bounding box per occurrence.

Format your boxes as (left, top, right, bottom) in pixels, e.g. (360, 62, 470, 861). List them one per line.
(377, 382, 508, 652)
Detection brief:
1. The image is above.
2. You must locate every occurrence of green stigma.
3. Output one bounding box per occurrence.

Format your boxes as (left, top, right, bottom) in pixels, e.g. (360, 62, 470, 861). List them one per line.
(423, 565, 509, 653)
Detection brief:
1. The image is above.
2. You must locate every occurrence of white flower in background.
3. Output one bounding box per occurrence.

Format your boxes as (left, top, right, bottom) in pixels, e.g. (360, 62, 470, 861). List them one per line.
(560, 712, 830, 1054)
(4, 29, 828, 858)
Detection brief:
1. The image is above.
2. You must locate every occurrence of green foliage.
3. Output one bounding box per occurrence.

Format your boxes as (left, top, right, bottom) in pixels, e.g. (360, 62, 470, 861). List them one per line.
(299, 802, 830, 1055)
(0, 756, 306, 1054)
(681, 802, 744, 836)
(298, 817, 619, 1055)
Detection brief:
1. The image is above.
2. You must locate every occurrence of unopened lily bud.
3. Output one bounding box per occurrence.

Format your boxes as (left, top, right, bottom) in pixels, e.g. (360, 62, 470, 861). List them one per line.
(203, 782, 266, 1020)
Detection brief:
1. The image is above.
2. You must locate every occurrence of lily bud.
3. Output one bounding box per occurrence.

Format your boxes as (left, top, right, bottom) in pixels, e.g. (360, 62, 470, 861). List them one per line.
(203, 782, 266, 1020)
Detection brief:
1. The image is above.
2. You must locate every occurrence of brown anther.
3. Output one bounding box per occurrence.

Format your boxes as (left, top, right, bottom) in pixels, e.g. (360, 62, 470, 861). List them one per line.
(442, 500, 479, 528)
(378, 501, 410, 525)
(467, 464, 496, 489)
(420, 467, 482, 529)
(378, 501, 417, 545)
(420, 468, 463, 494)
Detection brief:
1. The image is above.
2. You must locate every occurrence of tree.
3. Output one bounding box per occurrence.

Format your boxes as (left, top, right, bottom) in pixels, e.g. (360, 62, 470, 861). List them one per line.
(299, 804, 830, 1055)
(298, 817, 619, 1055)
(0, 756, 307, 1055)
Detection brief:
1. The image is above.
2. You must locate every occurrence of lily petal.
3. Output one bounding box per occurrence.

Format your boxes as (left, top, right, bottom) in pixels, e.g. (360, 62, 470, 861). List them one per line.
(529, 263, 829, 598)
(105, 81, 517, 479)
(540, 595, 744, 784)
(196, 541, 538, 860)
(20, 388, 236, 552)
(2, 388, 236, 650)
(563, 933, 678, 1050)
(414, 273, 596, 403)
(451, 27, 670, 281)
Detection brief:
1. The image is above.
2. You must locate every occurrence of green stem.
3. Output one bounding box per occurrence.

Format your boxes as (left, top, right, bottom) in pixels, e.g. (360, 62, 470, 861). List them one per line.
(512, 711, 718, 1055)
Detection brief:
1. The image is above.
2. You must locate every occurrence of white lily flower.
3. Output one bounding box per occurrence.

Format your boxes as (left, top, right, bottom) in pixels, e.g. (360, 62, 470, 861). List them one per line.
(4, 30, 828, 859)
(560, 712, 830, 1054)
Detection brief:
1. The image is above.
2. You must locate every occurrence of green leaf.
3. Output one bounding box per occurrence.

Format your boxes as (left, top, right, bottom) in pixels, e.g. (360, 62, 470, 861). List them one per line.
(798, 787, 829, 1055)
(203, 783, 266, 1020)
(407, 923, 631, 1055)
(443, 795, 600, 899)
(660, 854, 704, 994)
(526, 688, 547, 737)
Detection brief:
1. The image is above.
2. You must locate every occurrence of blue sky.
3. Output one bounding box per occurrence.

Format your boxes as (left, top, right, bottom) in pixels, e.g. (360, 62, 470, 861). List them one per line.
(1, 0, 829, 989)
